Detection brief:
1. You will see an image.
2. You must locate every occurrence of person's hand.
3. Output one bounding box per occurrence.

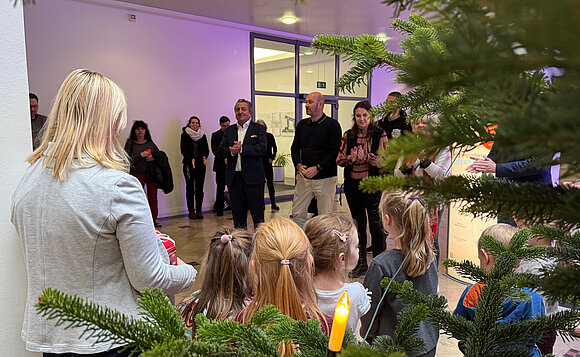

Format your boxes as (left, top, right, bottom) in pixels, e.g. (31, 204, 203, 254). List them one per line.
(303, 166, 318, 179)
(191, 158, 195, 169)
(230, 141, 241, 155)
(269, 158, 273, 164)
(140, 150, 150, 158)
(348, 147, 358, 163)
(224, 158, 228, 165)
(145, 155, 154, 162)
(176, 257, 186, 265)
(296, 163, 307, 177)
(203, 157, 207, 166)
(368, 153, 381, 167)
(466, 157, 496, 173)
(357, 145, 365, 160)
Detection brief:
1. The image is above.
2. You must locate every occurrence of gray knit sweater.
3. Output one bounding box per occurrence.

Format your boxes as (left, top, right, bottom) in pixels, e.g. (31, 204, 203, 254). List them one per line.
(11, 158, 197, 354)
(361, 249, 439, 356)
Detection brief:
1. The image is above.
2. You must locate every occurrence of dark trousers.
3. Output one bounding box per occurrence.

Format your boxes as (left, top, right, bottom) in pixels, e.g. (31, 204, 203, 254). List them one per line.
(183, 164, 206, 213)
(134, 173, 158, 220)
(344, 179, 385, 258)
(264, 163, 276, 204)
(214, 170, 226, 213)
(44, 346, 133, 357)
(229, 173, 264, 229)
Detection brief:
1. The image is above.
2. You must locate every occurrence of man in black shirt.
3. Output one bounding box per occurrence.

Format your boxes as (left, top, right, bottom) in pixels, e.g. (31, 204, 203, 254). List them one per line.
(291, 92, 342, 228)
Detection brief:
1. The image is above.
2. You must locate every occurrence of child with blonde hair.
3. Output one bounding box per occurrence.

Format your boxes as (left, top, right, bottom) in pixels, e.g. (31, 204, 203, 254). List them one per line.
(304, 213, 371, 333)
(239, 218, 332, 356)
(178, 227, 253, 338)
(361, 191, 439, 357)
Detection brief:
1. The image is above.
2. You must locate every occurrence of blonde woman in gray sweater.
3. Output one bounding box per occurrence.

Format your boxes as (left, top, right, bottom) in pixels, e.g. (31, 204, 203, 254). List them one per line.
(11, 69, 197, 357)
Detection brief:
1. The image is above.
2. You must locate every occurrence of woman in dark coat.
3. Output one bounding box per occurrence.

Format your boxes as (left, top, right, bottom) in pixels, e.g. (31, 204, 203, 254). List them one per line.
(124, 120, 161, 227)
(181, 116, 209, 219)
(336, 101, 388, 278)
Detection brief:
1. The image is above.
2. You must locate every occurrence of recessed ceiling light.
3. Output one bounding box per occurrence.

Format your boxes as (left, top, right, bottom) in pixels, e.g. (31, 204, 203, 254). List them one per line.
(376, 33, 389, 42)
(281, 15, 297, 25)
(305, 69, 314, 74)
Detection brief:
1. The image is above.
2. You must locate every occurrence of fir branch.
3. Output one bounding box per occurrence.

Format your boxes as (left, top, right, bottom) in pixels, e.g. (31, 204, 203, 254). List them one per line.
(194, 314, 241, 345)
(235, 324, 278, 357)
(339, 343, 406, 357)
(36, 288, 159, 351)
(140, 339, 231, 357)
(249, 304, 284, 328)
(286, 319, 328, 357)
(137, 288, 186, 341)
(491, 310, 580, 344)
(442, 259, 489, 283)
(480, 235, 507, 256)
(360, 174, 580, 225)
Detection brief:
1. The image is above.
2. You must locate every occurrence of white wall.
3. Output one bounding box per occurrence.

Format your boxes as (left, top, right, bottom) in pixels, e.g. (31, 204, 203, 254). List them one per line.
(24, 0, 253, 217)
(0, 2, 38, 356)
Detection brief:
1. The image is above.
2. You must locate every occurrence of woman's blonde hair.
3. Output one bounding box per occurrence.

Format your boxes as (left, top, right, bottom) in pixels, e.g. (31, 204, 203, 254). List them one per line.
(304, 213, 356, 276)
(241, 218, 327, 356)
(28, 69, 129, 180)
(380, 190, 434, 277)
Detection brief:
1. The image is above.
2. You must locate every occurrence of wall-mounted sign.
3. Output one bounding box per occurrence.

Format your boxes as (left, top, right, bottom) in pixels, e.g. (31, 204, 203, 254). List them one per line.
(447, 145, 496, 283)
(316, 81, 326, 89)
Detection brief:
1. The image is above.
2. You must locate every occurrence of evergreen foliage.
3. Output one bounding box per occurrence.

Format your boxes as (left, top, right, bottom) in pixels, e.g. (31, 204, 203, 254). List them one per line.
(35, 285, 438, 356)
(385, 232, 580, 356)
(313, 0, 580, 306)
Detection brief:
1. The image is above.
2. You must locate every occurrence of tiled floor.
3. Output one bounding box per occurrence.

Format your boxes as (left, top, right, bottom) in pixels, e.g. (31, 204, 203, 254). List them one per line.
(159, 199, 579, 356)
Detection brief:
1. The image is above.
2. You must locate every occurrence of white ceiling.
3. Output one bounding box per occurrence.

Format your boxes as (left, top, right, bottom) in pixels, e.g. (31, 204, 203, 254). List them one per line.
(115, 0, 406, 43)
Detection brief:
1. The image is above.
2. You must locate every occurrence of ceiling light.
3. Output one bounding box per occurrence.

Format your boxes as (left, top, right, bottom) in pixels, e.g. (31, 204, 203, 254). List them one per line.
(305, 69, 314, 74)
(376, 33, 389, 42)
(304, 50, 314, 55)
(281, 15, 297, 25)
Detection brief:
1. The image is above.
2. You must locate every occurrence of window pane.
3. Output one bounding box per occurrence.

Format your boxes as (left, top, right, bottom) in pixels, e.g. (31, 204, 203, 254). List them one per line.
(339, 56, 368, 97)
(254, 39, 295, 93)
(255, 95, 296, 186)
(299, 46, 335, 95)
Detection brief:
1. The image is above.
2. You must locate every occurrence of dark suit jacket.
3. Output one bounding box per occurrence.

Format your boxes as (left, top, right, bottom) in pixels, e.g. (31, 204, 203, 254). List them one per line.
(262, 132, 277, 167)
(211, 129, 227, 173)
(219, 121, 267, 186)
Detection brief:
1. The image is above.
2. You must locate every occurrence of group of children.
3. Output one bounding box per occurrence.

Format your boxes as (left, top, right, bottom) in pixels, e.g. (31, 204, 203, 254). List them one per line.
(176, 190, 549, 356)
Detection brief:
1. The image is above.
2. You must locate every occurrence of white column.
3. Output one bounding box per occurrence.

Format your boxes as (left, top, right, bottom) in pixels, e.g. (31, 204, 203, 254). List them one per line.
(0, 2, 38, 356)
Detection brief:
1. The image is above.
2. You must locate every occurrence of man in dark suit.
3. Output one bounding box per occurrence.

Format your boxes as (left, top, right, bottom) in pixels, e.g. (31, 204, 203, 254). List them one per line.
(211, 115, 230, 216)
(256, 119, 279, 211)
(219, 99, 267, 229)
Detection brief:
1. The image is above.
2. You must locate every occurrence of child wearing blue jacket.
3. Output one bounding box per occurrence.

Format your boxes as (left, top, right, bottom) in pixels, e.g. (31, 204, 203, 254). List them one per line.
(453, 224, 545, 357)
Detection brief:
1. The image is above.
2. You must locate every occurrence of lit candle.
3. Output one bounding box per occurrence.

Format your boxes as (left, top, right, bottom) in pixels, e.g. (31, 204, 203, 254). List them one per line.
(328, 290, 351, 353)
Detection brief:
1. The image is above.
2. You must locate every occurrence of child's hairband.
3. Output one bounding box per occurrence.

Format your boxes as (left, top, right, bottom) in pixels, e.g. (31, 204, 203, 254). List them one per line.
(411, 196, 419, 200)
(280, 259, 290, 265)
(220, 234, 232, 243)
(332, 229, 348, 243)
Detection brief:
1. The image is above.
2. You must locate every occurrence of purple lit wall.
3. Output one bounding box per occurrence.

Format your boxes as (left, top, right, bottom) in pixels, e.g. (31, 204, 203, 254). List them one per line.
(24, 0, 251, 217)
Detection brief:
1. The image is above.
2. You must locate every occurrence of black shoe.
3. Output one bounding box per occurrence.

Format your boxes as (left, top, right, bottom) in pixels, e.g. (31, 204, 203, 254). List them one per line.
(154, 220, 162, 228)
(271, 204, 280, 211)
(216, 211, 224, 216)
(188, 212, 197, 220)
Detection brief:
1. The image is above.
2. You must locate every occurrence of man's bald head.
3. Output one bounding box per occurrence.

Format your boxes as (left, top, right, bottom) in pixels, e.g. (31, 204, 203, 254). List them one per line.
(305, 92, 325, 121)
